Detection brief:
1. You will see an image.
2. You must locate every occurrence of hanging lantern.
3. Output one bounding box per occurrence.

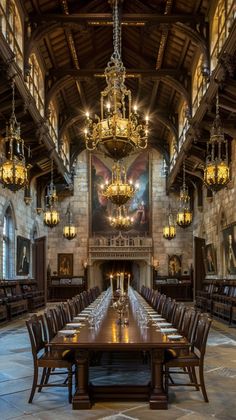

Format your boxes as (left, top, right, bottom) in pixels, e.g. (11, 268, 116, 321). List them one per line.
(63, 203, 77, 240)
(163, 205, 176, 240)
(204, 92, 230, 190)
(0, 80, 29, 192)
(176, 161, 192, 228)
(43, 160, 60, 228)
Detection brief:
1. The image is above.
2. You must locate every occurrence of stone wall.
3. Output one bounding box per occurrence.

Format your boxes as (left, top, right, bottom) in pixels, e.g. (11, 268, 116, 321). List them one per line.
(151, 149, 193, 277)
(0, 179, 46, 278)
(193, 139, 236, 278)
(47, 150, 89, 277)
(47, 148, 194, 285)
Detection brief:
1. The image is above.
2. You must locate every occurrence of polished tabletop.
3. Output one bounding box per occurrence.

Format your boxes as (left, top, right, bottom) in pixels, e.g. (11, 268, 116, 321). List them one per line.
(50, 297, 188, 351)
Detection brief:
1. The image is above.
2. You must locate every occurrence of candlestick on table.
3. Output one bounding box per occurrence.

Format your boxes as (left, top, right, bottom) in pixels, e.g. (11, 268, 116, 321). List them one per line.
(110, 274, 113, 295)
(128, 273, 130, 289)
(120, 272, 124, 294)
(117, 273, 120, 290)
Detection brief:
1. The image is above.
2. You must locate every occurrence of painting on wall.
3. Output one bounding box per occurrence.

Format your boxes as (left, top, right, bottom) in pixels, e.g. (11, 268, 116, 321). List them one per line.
(168, 255, 182, 277)
(16, 236, 30, 276)
(90, 151, 150, 235)
(58, 253, 73, 276)
(203, 243, 217, 275)
(222, 223, 236, 275)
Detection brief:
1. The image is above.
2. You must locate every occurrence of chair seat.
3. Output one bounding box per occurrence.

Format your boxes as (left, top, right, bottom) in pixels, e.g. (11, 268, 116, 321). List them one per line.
(166, 351, 199, 367)
(38, 350, 74, 368)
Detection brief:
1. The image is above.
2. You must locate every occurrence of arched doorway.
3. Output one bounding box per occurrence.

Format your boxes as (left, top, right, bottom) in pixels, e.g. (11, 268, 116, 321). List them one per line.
(88, 259, 150, 292)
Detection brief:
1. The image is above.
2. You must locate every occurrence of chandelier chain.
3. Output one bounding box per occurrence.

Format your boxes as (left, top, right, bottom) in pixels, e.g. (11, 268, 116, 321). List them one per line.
(183, 160, 186, 189)
(216, 91, 219, 118)
(112, 0, 121, 61)
(50, 159, 54, 187)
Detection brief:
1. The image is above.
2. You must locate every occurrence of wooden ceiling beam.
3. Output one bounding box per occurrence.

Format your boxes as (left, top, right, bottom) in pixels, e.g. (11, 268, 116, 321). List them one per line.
(156, 0, 173, 70)
(31, 13, 206, 25)
(48, 67, 185, 78)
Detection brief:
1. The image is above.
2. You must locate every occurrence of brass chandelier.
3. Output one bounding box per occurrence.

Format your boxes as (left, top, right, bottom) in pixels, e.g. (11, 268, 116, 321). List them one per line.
(84, 0, 148, 161)
(204, 92, 230, 191)
(109, 205, 134, 231)
(176, 161, 192, 228)
(163, 205, 176, 240)
(0, 80, 28, 192)
(63, 203, 76, 240)
(43, 161, 60, 228)
(101, 162, 137, 205)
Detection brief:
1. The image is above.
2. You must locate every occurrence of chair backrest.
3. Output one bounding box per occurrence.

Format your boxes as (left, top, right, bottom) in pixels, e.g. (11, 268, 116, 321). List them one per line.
(151, 290, 159, 308)
(72, 296, 81, 315)
(171, 303, 185, 329)
(81, 291, 89, 307)
(61, 302, 72, 323)
(67, 299, 76, 319)
(192, 314, 212, 357)
(87, 289, 93, 304)
(161, 297, 172, 318)
(156, 294, 166, 314)
(26, 315, 45, 359)
(166, 299, 176, 323)
(51, 306, 65, 330)
(187, 309, 200, 343)
(180, 309, 195, 338)
(44, 309, 57, 341)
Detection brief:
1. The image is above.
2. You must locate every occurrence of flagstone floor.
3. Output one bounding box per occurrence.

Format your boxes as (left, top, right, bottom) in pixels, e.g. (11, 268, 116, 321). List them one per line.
(0, 312, 236, 420)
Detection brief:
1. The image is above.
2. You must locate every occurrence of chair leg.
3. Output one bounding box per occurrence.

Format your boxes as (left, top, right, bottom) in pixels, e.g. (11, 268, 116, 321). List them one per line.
(28, 365, 38, 403)
(191, 367, 200, 391)
(38, 367, 47, 392)
(68, 367, 73, 403)
(44, 367, 51, 385)
(199, 364, 209, 402)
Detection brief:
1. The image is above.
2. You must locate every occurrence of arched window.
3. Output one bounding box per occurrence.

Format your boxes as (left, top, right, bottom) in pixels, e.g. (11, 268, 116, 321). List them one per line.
(48, 101, 58, 149)
(2, 205, 14, 279)
(27, 54, 44, 116)
(192, 54, 208, 115)
(0, 0, 23, 70)
(178, 100, 189, 149)
(169, 135, 177, 171)
(211, 0, 235, 71)
(61, 134, 70, 170)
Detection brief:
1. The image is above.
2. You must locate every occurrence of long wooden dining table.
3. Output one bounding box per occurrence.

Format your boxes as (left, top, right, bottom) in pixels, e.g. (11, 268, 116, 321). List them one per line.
(49, 297, 188, 410)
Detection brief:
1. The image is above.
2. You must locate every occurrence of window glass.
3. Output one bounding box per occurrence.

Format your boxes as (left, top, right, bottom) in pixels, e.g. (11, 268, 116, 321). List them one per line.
(211, 0, 234, 71)
(0, 0, 23, 69)
(27, 54, 44, 116)
(48, 101, 58, 149)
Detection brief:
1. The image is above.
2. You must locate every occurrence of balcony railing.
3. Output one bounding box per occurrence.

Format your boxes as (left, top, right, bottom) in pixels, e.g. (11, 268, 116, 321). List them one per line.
(89, 233, 153, 261)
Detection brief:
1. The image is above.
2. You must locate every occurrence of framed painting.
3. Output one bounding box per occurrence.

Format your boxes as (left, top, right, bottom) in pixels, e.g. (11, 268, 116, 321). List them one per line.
(168, 255, 182, 277)
(222, 224, 236, 275)
(16, 236, 30, 276)
(90, 151, 150, 235)
(203, 243, 217, 275)
(58, 253, 73, 276)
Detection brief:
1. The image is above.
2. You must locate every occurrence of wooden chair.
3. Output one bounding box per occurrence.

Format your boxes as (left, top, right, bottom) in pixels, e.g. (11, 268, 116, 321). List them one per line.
(26, 314, 74, 403)
(171, 303, 185, 329)
(164, 314, 212, 402)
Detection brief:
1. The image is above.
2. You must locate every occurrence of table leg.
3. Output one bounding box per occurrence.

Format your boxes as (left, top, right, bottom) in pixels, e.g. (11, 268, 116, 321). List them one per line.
(150, 349, 168, 409)
(72, 350, 91, 409)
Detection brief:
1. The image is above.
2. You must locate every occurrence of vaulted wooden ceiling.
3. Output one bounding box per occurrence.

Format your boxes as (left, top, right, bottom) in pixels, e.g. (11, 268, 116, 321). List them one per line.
(22, 0, 210, 160)
(0, 0, 236, 193)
